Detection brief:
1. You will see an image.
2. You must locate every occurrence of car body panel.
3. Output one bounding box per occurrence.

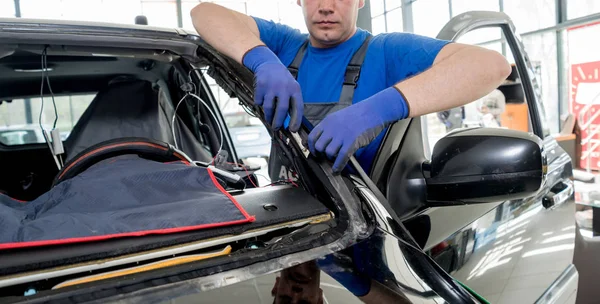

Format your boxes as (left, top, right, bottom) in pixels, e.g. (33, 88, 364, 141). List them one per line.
(416, 11, 577, 304)
(0, 12, 579, 304)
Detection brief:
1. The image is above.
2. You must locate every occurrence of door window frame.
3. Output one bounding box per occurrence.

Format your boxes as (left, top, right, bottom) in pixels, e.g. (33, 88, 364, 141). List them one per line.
(423, 11, 550, 157)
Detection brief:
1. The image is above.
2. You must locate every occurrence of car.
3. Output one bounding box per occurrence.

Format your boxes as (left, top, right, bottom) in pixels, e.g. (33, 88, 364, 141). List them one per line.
(0, 12, 581, 304)
(223, 111, 271, 161)
(0, 124, 46, 146)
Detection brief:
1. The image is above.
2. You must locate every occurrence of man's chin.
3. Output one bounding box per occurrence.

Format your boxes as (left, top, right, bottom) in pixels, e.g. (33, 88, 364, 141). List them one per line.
(311, 32, 344, 46)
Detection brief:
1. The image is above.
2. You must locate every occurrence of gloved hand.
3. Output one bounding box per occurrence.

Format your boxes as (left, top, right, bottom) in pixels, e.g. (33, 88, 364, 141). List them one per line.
(307, 86, 410, 172)
(242, 45, 304, 132)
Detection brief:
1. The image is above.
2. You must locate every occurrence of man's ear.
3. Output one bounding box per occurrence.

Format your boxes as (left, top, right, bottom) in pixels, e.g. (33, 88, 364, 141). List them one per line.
(358, 0, 365, 9)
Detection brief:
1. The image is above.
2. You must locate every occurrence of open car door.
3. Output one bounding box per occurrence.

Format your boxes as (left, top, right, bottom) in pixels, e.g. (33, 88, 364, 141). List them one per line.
(370, 11, 578, 304)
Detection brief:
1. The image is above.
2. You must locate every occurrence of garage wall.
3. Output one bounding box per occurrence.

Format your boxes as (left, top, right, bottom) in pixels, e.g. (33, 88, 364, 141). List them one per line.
(4, 0, 600, 151)
(369, 0, 600, 138)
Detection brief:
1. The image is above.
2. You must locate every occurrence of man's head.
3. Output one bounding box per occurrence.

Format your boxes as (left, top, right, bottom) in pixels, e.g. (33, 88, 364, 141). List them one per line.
(297, 0, 365, 48)
(271, 261, 323, 304)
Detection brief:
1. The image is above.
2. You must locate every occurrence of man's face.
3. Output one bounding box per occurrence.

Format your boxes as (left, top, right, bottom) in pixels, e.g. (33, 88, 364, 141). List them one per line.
(271, 261, 323, 304)
(297, 0, 365, 48)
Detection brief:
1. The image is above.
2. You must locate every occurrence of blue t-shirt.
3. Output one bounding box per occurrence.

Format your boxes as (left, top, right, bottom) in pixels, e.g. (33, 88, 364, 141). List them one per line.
(253, 17, 451, 173)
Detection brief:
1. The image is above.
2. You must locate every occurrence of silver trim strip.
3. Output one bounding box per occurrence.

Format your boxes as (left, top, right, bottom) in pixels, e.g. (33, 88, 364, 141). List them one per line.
(535, 264, 579, 304)
(0, 218, 321, 288)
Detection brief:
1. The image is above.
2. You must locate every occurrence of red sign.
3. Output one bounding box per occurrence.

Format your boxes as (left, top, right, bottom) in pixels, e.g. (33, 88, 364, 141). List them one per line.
(569, 24, 600, 171)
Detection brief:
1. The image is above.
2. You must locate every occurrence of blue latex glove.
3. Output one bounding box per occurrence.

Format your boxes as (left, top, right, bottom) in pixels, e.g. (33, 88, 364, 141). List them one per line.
(242, 45, 304, 132)
(317, 235, 392, 297)
(307, 87, 410, 172)
(317, 252, 371, 297)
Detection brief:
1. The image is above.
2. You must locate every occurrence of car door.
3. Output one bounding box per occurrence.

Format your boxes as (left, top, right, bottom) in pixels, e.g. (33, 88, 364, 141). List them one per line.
(371, 11, 577, 304)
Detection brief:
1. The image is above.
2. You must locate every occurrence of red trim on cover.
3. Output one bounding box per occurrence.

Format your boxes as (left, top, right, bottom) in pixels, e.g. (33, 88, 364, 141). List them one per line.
(0, 193, 27, 204)
(165, 160, 191, 166)
(0, 218, 253, 250)
(207, 168, 255, 222)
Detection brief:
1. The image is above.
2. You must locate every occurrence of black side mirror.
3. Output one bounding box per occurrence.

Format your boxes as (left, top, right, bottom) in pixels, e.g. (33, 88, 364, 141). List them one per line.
(425, 128, 546, 204)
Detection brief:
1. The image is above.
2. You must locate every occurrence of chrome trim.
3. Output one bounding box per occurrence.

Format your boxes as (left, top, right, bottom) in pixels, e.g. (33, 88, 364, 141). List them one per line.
(535, 264, 579, 304)
(0, 216, 324, 288)
(436, 11, 515, 41)
(548, 180, 574, 209)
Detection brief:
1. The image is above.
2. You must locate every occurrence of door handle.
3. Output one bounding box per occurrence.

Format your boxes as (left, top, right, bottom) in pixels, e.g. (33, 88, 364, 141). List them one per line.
(542, 180, 574, 209)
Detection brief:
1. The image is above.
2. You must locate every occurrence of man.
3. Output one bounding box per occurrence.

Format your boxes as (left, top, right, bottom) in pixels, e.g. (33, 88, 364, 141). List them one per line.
(190, 0, 510, 175)
(270, 259, 411, 304)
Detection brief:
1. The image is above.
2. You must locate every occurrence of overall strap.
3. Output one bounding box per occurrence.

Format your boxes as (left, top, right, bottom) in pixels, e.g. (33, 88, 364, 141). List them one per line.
(287, 35, 373, 105)
(288, 40, 309, 79)
(339, 35, 371, 105)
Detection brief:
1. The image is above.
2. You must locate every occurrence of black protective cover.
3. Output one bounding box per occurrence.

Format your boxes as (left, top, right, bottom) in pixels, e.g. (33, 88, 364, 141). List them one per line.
(64, 78, 211, 163)
(0, 185, 329, 276)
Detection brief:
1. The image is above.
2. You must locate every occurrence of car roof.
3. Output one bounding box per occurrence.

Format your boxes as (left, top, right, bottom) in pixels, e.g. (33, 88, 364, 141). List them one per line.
(0, 17, 197, 37)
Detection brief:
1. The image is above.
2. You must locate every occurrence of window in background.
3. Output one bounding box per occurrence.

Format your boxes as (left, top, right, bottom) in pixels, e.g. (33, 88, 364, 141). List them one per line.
(371, 14, 386, 35)
(567, 0, 600, 20)
(521, 32, 559, 134)
(385, 7, 403, 33)
(140, 0, 178, 28)
(20, 0, 64, 19)
(458, 27, 502, 45)
(502, 0, 556, 34)
(276, 0, 307, 33)
(182, 0, 306, 34)
(412, 0, 450, 38)
(0, 94, 95, 146)
(451, 0, 499, 16)
(0, 0, 16, 18)
(370, 0, 385, 18)
(98, 0, 145, 25)
(385, 0, 401, 11)
(19, 0, 176, 26)
(50, 0, 103, 22)
(181, 1, 199, 30)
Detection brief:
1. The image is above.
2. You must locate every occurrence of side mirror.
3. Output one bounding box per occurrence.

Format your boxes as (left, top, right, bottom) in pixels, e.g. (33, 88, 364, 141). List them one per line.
(425, 128, 546, 204)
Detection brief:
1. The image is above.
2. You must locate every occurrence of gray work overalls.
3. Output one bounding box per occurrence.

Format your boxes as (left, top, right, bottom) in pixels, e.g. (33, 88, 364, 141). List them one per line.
(267, 35, 372, 181)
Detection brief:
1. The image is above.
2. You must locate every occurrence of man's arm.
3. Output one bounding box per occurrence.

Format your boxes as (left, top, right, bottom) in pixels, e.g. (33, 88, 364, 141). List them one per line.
(396, 43, 511, 117)
(306, 38, 511, 173)
(190, 2, 263, 64)
(189, 3, 305, 132)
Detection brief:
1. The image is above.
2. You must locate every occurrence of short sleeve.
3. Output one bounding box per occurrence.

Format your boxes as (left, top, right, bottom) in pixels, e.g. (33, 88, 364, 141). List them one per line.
(383, 33, 452, 85)
(252, 16, 308, 66)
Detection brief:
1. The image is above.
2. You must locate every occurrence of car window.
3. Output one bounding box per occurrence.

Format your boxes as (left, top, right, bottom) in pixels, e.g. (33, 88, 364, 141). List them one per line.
(203, 73, 272, 185)
(423, 28, 535, 157)
(0, 94, 95, 146)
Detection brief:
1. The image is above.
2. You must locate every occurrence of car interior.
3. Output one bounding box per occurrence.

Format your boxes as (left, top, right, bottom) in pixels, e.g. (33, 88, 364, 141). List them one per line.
(0, 44, 341, 300)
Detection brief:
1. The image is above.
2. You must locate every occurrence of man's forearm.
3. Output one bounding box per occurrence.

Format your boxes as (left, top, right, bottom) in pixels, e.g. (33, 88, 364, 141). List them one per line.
(396, 44, 511, 118)
(191, 3, 263, 64)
